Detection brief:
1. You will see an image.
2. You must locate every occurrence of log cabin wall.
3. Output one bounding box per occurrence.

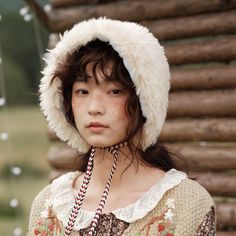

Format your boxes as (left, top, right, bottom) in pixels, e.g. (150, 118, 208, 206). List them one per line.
(29, 0, 236, 234)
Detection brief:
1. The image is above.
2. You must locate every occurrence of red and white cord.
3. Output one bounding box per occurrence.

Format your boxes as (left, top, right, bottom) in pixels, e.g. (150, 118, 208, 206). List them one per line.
(64, 142, 127, 236)
(87, 148, 119, 235)
(65, 147, 96, 235)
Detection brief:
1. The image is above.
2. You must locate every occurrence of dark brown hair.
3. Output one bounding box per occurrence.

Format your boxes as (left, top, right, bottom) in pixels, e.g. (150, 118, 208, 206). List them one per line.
(52, 39, 187, 173)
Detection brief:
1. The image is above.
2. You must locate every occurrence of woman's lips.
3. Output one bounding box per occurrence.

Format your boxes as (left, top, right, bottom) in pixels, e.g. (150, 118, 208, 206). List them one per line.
(87, 122, 108, 132)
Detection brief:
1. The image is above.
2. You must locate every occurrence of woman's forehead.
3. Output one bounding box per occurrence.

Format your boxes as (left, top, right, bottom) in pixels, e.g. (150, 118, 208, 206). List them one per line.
(75, 61, 117, 85)
(86, 61, 113, 76)
(74, 76, 121, 87)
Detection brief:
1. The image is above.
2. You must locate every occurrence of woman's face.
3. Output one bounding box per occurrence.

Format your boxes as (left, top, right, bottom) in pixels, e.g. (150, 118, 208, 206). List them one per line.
(71, 63, 131, 147)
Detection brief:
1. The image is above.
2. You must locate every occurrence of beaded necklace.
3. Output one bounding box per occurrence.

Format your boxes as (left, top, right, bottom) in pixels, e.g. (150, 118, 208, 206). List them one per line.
(65, 141, 128, 236)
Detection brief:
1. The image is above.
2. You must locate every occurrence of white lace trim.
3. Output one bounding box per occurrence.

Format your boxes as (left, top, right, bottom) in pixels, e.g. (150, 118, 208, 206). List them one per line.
(49, 168, 187, 230)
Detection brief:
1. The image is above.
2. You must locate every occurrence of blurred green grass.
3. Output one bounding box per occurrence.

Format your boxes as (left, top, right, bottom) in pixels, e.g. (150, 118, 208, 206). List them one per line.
(0, 106, 51, 235)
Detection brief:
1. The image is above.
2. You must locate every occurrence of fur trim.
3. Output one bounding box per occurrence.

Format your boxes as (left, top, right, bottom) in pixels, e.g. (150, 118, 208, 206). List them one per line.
(39, 18, 170, 153)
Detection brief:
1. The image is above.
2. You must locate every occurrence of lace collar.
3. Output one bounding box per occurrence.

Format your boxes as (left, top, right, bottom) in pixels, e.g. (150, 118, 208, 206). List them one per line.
(50, 168, 187, 230)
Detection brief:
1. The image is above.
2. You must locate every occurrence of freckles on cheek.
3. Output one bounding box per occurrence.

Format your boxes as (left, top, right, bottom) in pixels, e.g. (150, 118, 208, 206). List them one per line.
(71, 103, 81, 122)
(112, 101, 128, 121)
(112, 100, 125, 112)
(71, 95, 81, 111)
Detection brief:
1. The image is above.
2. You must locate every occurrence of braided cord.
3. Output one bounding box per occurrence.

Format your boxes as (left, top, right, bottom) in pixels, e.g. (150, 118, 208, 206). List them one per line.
(64, 142, 127, 236)
(87, 149, 119, 236)
(65, 147, 96, 235)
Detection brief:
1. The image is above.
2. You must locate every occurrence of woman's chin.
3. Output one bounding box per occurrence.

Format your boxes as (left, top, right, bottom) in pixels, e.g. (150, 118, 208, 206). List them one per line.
(85, 138, 124, 148)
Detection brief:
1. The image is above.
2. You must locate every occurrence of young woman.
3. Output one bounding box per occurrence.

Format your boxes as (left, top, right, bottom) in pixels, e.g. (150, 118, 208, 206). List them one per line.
(28, 18, 216, 235)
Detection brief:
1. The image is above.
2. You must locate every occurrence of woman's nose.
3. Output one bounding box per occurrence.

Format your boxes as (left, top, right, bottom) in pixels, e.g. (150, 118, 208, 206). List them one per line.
(88, 95, 105, 116)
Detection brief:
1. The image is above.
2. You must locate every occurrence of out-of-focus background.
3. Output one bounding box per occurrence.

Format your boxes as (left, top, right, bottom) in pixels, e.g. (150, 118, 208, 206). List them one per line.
(1, 0, 236, 235)
(0, 1, 50, 235)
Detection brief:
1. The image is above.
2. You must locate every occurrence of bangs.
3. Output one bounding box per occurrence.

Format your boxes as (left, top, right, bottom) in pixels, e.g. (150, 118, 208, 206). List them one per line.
(73, 39, 134, 89)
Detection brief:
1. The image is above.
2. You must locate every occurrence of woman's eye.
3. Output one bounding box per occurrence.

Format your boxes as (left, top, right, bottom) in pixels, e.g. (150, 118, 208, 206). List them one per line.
(75, 89, 88, 95)
(110, 89, 123, 95)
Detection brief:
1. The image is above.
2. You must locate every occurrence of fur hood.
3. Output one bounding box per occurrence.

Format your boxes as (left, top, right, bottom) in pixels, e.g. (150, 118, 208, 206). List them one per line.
(39, 18, 170, 153)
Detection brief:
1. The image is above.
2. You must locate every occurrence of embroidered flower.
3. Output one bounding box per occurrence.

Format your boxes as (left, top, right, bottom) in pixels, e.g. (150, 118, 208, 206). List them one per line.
(33, 206, 69, 236)
(158, 223, 165, 231)
(34, 228, 40, 235)
(164, 209, 174, 221)
(47, 223, 54, 232)
(36, 219, 43, 225)
(136, 199, 176, 236)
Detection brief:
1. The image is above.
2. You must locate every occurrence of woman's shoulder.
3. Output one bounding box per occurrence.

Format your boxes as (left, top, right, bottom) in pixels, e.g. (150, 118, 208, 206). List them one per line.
(29, 171, 83, 225)
(50, 170, 83, 191)
(162, 174, 215, 225)
(144, 171, 215, 225)
(125, 174, 216, 235)
(31, 184, 52, 208)
(146, 169, 215, 215)
(170, 176, 215, 205)
(31, 171, 83, 207)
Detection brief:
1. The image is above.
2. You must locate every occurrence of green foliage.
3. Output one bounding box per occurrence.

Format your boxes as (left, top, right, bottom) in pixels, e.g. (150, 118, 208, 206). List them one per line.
(0, 176, 49, 234)
(2, 56, 35, 105)
(0, 106, 50, 234)
(0, 4, 49, 105)
(0, 106, 51, 171)
(0, 198, 23, 218)
(0, 162, 47, 179)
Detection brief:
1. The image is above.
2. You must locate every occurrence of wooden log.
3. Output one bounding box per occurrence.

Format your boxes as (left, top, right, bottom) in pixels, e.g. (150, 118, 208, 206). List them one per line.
(48, 144, 81, 169)
(44, 0, 236, 32)
(190, 172, 236, 197)
(216, 202, 236, 227)
(160, 118, 236, 142)
(170, 65, 236, 91)
(49, 0, 98, 8)
(49, 0, 114, 8)
(48, 127, 60, 141)
(166, 143, 236, 171)
(49, 169, 67, 182)
(143, 10, 236, 41)
(168, 89, 236, 117)
(217, 232, 236, 236)
(165, 36, 236, 65)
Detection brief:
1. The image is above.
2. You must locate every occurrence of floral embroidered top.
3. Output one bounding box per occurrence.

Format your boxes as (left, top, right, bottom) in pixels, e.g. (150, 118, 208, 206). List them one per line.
(28, 169, 216, 236)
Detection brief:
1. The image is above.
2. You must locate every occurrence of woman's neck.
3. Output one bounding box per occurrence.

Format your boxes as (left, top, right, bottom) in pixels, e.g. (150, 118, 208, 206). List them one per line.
(90, 146, 137, 187)
(88, 146, 165, 191)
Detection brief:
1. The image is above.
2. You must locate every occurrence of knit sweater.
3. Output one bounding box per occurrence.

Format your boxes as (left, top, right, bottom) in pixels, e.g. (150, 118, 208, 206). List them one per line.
(27, 169, 216, 235)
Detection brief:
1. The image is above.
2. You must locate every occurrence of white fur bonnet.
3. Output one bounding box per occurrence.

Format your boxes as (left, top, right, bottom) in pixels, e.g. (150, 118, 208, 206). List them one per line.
(39, 18, 170, 153)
